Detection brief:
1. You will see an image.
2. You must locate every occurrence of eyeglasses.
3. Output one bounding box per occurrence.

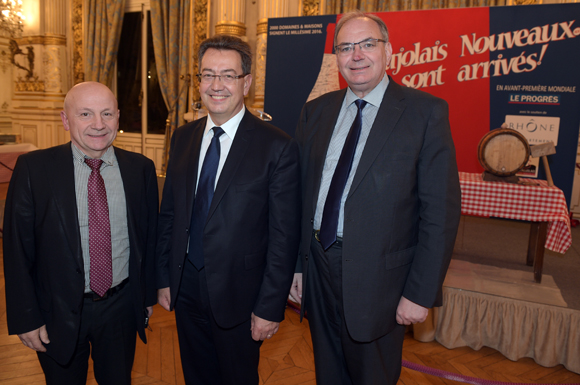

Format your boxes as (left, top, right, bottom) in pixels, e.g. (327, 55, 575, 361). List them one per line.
(334, 38, 386, 56)
(197, 73, 247, 84)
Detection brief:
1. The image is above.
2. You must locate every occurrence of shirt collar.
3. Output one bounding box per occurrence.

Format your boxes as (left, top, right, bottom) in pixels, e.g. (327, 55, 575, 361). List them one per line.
(205, 105, 245, 140)
(71, 142, 115, 166)
(345, 74, 390, 108)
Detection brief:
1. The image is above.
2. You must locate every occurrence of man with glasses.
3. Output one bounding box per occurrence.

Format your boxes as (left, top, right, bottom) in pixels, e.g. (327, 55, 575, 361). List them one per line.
(156, 34, 300, 384)
(289, 11, 461, 384)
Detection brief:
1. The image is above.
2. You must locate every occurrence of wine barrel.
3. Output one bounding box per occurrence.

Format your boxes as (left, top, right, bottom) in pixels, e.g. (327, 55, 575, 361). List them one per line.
(477, 129, 530, 176)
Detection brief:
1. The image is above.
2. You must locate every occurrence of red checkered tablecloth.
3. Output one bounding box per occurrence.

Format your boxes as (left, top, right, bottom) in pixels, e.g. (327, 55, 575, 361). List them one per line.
(459, 172, 572, 254)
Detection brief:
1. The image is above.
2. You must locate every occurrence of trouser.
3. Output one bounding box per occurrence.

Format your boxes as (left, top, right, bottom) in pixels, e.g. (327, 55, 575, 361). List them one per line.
(306, 233, 406, 385)
(38, 281, 136, 385)
(174, 259, 261, 385)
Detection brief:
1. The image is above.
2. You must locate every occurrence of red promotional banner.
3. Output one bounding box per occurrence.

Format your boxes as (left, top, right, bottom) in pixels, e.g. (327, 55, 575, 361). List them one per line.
(265, 4, 580, 204)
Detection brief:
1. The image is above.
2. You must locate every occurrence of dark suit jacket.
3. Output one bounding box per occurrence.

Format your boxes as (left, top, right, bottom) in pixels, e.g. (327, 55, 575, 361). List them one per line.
(3, 143, 158, 365)
(296, 78, 461, 342)
(156, 109, 300, 327)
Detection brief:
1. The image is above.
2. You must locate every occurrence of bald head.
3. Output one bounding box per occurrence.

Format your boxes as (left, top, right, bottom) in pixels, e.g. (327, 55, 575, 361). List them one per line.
(64, 82, 118, 113)
(61, 81, 120, 159)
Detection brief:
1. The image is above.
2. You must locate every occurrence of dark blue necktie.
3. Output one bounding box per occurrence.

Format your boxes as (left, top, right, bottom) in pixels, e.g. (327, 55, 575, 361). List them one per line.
(189, 127, 225, 270)
(319, 99, 367, 250)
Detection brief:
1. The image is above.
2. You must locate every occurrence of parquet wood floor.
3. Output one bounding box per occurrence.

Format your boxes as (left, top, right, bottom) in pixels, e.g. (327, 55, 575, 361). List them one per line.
(1, 246, 580, 384)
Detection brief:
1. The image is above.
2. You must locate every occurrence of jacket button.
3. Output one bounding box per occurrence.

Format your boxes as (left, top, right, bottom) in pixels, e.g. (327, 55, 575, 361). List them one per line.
(76, 269, 81, 274)
(178, 264, 182, 270)
(310, 218, 313, 224)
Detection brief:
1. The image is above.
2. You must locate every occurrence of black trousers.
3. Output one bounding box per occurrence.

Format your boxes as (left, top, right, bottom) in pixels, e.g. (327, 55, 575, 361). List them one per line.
(306, 234, 406, 385)
(174, 259, 262, 385)
(37, 282, 136, 385)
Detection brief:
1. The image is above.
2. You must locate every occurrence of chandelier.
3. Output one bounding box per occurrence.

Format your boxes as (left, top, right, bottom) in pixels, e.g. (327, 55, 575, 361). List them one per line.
(1, 0, 24, 38)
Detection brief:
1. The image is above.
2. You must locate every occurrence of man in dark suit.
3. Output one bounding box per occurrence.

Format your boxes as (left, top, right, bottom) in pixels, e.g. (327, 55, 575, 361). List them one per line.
(289, 11, 462, 385)
(156, 35, 300, 385)
(3, 81, 158, 385)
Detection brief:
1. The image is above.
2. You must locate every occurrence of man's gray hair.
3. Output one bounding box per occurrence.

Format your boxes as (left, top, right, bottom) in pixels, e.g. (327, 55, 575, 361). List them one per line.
(334, 10, 390, 47)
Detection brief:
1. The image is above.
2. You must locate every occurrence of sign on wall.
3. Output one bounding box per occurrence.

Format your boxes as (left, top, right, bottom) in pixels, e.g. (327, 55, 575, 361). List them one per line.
(264, 4, 580, 205)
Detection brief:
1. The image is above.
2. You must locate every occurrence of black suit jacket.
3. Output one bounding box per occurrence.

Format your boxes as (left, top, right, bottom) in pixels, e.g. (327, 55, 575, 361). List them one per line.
(156, 109, 300, 327)
(296, 79, 461, 342)
(3, 143, 158, 365)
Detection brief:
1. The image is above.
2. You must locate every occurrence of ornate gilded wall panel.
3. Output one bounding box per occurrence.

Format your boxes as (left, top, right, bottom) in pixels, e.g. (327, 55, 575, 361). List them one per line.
(0, 44, 9, 74)
(303, 0, 321, 15)
(215, 21, 247, 36)
(192, 0, 209, 104)
(511, 0, 538, 4)
(254, 26, 267, 106)
(15, 35, 66, 46)
(72, 0, 84, 84)
(43, 46, 63, 93)
(22, 124, 38, 146)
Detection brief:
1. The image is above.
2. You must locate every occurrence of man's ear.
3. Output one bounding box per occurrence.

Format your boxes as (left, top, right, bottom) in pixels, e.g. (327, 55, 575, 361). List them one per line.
(385, 41, 393, 67)
(244, 74, 253, 96)
(61, 111, 70, 131)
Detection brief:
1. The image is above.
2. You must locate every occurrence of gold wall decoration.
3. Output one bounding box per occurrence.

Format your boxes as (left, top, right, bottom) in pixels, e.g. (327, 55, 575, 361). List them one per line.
(9, 39, 34, 79)
(254, 18, 268, 107)
(72, 0, 84, 84)
(0, 47, 9, 73)
(303, 0, 321, 16)
(15, 77, 45, 92)
(192, 0, 208, 103)
(15, 35, 66, 46)
(257, 19, 268, 35)
(254, 32, 267, 107)
(215, 20, 246, 37)
(43, 47, 62, 93)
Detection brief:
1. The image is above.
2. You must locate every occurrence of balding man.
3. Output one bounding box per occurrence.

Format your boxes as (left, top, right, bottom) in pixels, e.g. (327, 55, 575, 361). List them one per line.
(3, 81, 158, 384)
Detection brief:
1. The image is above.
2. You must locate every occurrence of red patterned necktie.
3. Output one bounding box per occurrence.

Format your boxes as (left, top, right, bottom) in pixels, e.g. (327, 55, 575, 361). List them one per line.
(85, 158, 112, 297)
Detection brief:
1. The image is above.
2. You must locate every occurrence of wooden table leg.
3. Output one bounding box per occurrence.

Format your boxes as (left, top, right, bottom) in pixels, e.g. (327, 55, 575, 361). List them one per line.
(527, 222, 548, 283)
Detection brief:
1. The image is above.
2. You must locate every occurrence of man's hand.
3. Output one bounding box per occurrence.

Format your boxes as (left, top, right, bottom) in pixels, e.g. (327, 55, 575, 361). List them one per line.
(250, 313, 279, 341)
(396, 296, 429, 325)
(19, 325, 50, 352)
(289, 273, 302, 304)
(157, 287, 171, 311)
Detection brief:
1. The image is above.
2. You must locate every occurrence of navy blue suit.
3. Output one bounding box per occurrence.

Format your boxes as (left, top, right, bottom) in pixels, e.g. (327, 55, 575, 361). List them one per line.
(156, 109, 301, 384)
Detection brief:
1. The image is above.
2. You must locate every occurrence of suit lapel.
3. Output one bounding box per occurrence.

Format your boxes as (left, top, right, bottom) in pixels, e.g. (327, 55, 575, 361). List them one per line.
(115, 148, 137, 252)
(186, 119, 207, 221)
(309, 90, 346, 213)
(207, 109, 252, 221)
(348, 79, 406, 197)
(49, 144, 83, 269)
